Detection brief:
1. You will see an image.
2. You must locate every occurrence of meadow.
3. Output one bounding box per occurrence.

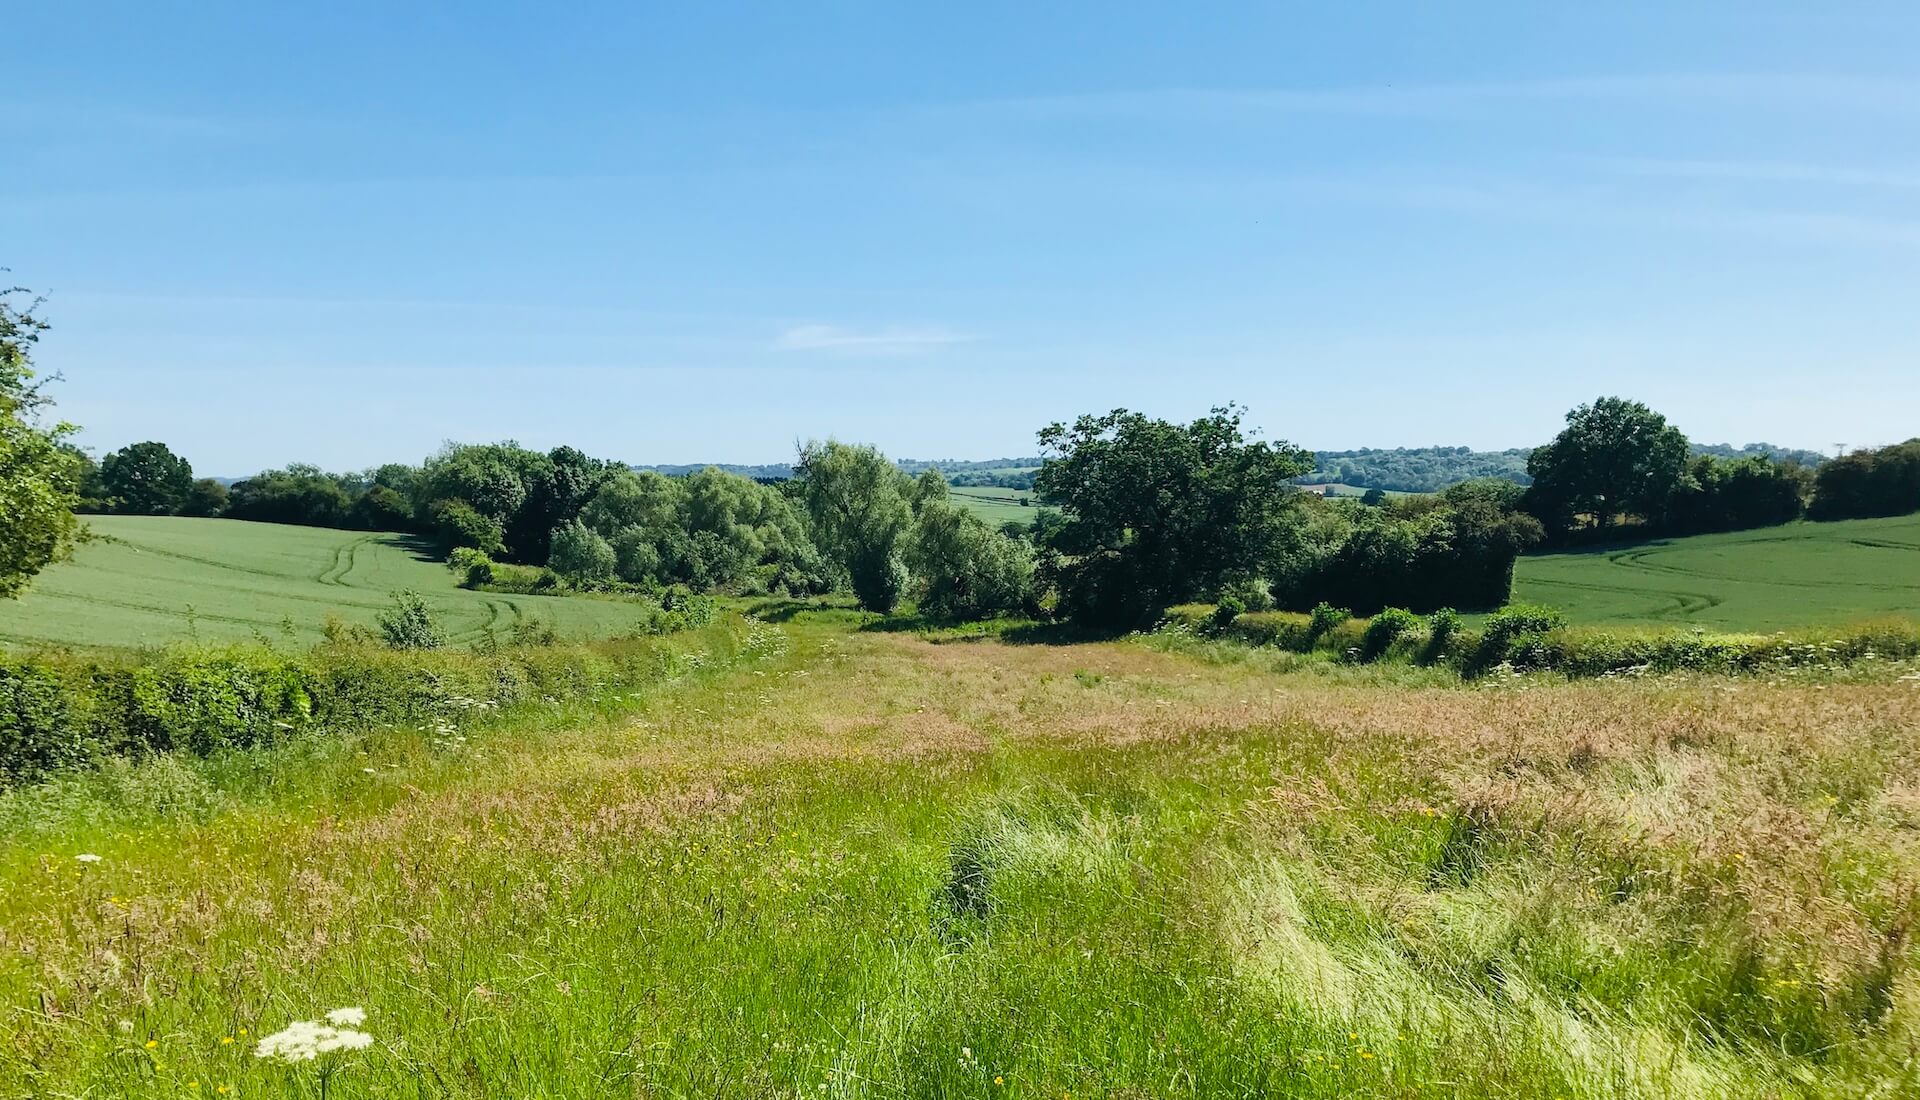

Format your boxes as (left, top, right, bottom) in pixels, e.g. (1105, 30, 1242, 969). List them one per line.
(948, 485, 1039, 527)
(1511, 513, 1920, 629)
(0, 516, 649, 649)
(6, 607, 1920, 1097)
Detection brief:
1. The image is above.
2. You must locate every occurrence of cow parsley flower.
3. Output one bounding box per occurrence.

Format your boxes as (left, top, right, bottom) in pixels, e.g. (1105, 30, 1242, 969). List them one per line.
(75, 853, 104, 864)
(253, 1018, 373, 1063)
(325, 1007, 367, 1027)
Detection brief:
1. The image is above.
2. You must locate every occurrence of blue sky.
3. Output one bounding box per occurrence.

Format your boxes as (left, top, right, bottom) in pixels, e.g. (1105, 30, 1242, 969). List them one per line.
(9, 3, 1920, 474)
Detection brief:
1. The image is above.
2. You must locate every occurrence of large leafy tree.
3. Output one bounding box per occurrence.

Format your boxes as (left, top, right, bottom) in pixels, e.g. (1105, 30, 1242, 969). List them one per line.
(100, 440, 194, 515)
(906, 500, 1035, 620)
(1525, 397, 1691, 534)
(1034, 405, 1313, 629)
(793, 441, 914, 611)
(0, 284, 82, 597)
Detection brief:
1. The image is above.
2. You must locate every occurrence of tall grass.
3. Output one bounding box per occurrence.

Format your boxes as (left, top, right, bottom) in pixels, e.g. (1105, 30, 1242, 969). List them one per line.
(4, 609, 1918, 1096)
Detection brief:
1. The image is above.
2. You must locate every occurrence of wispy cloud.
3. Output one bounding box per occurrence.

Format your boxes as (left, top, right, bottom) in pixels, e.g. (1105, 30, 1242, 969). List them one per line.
(775, 324, 973, 355)
(1603, 158, 1920, 190)
(930, 74, 1920, 122)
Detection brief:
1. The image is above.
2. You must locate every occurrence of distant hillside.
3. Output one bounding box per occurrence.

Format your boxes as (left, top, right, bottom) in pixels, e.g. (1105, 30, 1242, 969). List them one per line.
(634, 457, 1046, 488)
(633, 444, 1827, 496)
(1298, 443, 1827, 494)
(1299, 448, 1533, 493)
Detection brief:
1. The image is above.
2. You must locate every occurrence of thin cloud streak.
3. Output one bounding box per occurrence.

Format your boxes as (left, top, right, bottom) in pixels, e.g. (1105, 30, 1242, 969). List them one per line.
(775, 324, 974, 355)
(928, 73, 1920, 122)
(1603, 158, 1920, 189)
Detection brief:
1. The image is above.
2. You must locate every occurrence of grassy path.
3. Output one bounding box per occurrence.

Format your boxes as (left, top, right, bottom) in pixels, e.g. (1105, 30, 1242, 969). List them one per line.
(6, 613, 1920, 1096)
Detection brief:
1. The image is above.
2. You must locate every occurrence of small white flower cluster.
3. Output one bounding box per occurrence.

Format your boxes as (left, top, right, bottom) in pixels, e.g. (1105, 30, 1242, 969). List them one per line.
(75, 853, 104, 864)
(253, 1007, 373, 1063)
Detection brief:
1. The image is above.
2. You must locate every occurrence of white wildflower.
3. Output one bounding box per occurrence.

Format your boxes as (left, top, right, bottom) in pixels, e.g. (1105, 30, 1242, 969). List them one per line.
(254, 1018, 374, 1063)
(75, 853, 103, 864)
(325, 1006, 367, 1027)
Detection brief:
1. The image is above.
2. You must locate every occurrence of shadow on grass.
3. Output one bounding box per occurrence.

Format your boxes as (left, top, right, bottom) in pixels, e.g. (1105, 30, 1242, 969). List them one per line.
(379, 533, 453, 564)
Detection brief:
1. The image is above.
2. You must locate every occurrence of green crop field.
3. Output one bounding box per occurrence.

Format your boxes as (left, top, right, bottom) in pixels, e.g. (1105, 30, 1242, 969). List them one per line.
(1512, 513, 1920, 629)
(949, 484, 1040, 526)
(0, 516, 652, 650)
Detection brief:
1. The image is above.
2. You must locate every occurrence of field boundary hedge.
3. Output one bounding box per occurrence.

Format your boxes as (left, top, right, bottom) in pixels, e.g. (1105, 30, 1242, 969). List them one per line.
(1160, 604, 1920, 680)
(0, 617, 757, 786)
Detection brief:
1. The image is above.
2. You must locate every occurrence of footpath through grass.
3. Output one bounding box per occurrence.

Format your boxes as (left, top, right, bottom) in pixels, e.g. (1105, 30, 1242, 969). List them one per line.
(0, 516, 651, 649)
(6, 609, 1920, 1097)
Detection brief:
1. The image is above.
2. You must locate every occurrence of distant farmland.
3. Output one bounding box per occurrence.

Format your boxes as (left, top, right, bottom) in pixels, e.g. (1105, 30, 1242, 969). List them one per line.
(1511, 513, 1920, 630)
(949, 484, 1040, 526)
(0, 516, 651, 650)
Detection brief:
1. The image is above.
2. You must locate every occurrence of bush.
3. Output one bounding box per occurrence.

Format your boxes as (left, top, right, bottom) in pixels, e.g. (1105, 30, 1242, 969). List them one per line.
(1469, 603, 1567, 673)
(0, 618, 751, 787)
(430, 499, 507, 557)
(1207, 595, 1246, 635)
(1423, 607, 1462, 664)
(548, 520, 617, 588)
(377, 590, 444, 650)
(446, 547, 495, 589)
(1307, 602, 1350, 643)
(1358, 607, 1422, 662)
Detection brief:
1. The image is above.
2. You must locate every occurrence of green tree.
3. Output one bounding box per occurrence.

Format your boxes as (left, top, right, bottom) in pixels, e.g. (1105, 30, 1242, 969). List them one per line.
(100, 440, 194, 515)
(1525, 397, 1690, 534)
(907, 502, 1035, 620)
(794, 441, 915, 612)
(179, 478, 230, 518)
(0, 284, 82, 597)
(1034, 405, 1312, 629)
(547, 519, 617, 586)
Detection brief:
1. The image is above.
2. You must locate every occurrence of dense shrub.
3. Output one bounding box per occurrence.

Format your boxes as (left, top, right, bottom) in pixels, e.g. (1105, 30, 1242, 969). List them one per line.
(1307, 602, 1350, 643)
(1358, 607, 1422, 662)
(1809, 440, 1920, 521)
(1469, 603, 1567, 673)
(0, 619, 748, 786)
(1206, 595, 1246, 635)
(1423, 607, 1462, 664)
(376, 590, 444, 650)
(906, 502, 1037, 621)
(548, 520, 617, 587)
(446, 546, 495, 588)
(430, 498, 507, 557)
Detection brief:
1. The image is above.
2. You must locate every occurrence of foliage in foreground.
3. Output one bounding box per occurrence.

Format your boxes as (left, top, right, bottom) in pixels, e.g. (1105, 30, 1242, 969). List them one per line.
(0, 284, 82, 599)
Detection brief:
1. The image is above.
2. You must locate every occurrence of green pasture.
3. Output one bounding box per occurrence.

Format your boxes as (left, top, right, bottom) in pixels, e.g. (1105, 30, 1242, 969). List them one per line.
(949, 484, 1040, 526)
(0, 516, 650, 650)
(1512, 513, 1920, 629)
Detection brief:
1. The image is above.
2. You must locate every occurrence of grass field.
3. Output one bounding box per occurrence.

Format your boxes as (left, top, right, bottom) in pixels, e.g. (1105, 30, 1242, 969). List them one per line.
(0, 516, 651, 649)
(949, 485, 1040, 526)
(1512, 513, 1920, 629)
(6, 610, 1920, 1096)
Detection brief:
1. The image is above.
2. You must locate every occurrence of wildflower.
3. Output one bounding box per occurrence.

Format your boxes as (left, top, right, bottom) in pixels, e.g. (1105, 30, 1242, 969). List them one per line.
(253, 1019, 373, 1063)
(76, 853, 104, 864)
(145, 1039, 158, 1049)
(222, 1036, 235, 1045)
(994, 1077, 1005, 1086)
(324, 1007, 367, 1027)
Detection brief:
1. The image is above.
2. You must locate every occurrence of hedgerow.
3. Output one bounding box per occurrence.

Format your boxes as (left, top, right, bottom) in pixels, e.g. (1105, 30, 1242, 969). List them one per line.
(0, 618, 748, 787)
(1158, 605, 1920, 681)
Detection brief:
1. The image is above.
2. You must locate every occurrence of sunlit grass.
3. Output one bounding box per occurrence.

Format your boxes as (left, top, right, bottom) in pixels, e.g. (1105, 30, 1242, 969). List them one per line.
(5, 610, 1919, 1096)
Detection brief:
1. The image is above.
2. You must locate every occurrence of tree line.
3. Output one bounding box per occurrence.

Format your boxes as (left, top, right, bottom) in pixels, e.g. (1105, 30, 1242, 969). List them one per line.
(5, 281, 1916, 631)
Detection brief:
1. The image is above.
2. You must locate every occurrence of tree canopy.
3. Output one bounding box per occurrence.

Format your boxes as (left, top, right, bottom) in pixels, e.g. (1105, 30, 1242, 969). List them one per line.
(1525, 397, 1692, 533)
(1034, 405, 1313, 628)
(0, 284, 81, 598)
